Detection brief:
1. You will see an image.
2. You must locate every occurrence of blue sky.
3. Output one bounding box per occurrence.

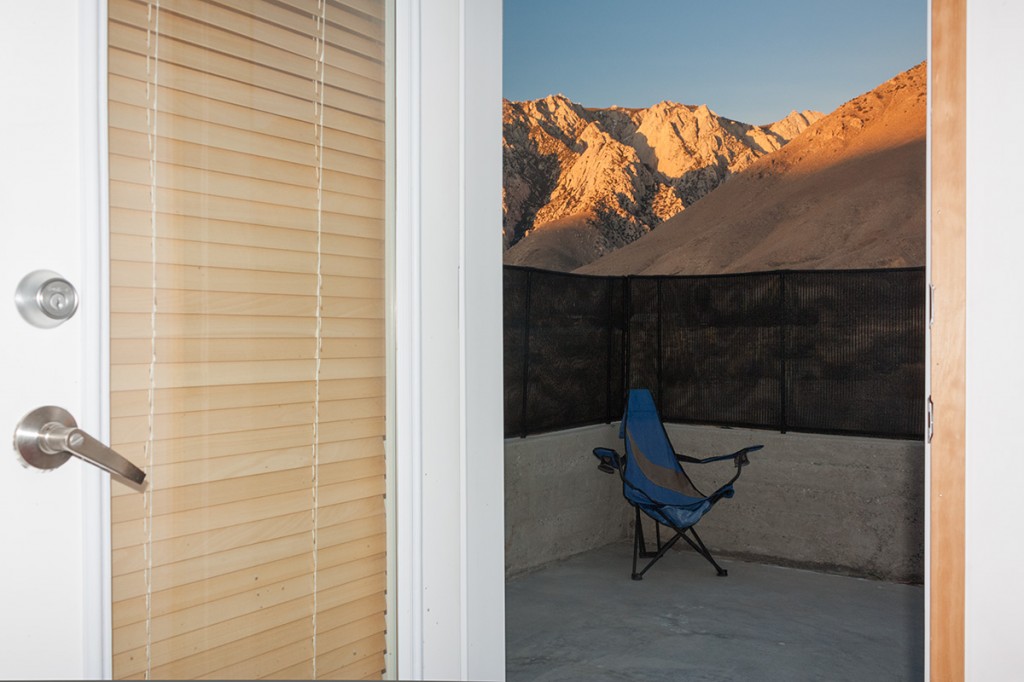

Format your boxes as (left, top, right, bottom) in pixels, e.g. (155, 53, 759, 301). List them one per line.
(503, 0, 926, 125)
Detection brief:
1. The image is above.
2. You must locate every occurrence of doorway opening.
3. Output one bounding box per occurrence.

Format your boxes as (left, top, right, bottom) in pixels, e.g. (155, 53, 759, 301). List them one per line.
(501, 2, 928, 679)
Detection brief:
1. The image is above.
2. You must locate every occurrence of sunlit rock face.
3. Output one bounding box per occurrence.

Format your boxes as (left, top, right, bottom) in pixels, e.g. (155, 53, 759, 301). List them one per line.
(503, 93, 820, 269)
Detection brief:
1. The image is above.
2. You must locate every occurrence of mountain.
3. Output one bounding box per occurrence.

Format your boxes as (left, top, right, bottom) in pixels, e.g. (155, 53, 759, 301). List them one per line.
(502, 96, 821, 269)
(577, 63, 926, 276)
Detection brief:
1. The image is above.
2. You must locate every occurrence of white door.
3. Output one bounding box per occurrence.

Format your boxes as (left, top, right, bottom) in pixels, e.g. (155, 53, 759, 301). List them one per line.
(0, 1, 108, 679)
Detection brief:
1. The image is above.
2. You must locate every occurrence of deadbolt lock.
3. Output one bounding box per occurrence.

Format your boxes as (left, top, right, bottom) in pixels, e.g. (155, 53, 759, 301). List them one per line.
(14, 270, 79, 328)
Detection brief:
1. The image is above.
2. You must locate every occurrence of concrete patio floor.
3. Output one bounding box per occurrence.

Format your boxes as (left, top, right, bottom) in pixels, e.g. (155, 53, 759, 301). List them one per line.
(506, 543, 924, 681)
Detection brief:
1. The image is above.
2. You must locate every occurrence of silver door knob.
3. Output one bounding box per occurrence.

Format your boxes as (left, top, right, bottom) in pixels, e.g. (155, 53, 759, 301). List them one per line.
(13, 406, 146, 491)
(14, 270, 79, 328)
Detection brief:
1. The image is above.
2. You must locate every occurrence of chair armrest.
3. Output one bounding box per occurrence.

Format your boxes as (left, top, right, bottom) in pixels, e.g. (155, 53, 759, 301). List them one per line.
(676, 445, 763, 467)
(593, 447, 621, 474)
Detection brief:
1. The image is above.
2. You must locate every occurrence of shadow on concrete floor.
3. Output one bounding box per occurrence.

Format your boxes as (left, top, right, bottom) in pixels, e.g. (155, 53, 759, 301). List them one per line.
(506, 542, 924, 682)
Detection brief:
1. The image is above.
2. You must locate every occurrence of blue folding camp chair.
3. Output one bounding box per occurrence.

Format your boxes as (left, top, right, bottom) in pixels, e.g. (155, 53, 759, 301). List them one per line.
(593, 388, 763, 580)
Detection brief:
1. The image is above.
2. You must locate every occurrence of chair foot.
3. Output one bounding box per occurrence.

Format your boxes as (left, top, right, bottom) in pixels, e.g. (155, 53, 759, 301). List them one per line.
(716, 568, 728, 577)
(631, 573, 643, 581)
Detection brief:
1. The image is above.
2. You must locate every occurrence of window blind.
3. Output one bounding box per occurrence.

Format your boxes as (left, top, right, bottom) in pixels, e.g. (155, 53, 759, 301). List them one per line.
(108, 0, 388, 678)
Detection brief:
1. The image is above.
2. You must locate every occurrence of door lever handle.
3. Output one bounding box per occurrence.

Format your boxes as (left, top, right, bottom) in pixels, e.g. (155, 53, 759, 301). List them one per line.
(14, 406, 146, 491)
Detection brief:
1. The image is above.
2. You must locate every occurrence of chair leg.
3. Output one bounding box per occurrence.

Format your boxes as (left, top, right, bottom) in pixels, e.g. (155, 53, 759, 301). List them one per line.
(633, 507, 660, 560)
(630, 516, 729, 579)
(680, 527, 728, 577)
(631, 510, 641, 579)
(632, 529, 684, 581)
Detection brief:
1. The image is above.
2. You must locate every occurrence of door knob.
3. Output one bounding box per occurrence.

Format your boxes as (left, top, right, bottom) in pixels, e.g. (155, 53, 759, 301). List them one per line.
(14, 270, 79, 328)
(13, 406, 146, 491)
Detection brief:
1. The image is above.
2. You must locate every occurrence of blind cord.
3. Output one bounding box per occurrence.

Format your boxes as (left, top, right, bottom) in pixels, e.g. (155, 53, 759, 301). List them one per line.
(143, 1, 161, 678)
(311, 1, 328, 676)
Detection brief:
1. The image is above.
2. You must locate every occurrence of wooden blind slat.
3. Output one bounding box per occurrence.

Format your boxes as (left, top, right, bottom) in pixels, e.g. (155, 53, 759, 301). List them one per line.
(107, 210, 319, 250)
(193, 0, 385, 56)
(110, 14, 387, 100)
(114, 444, 383, 502)
(111, 337, 384, 366)
(111, 337, 324, 364)
(316, 592, 387, 638)
(111, 14, 318, 84)
(117, 0, 384, 66)
(110, 380, 383, 418)
(109, 204, 384, 245)
(109, 48, 384, 133)
(113, 533, 308, 600)
(109, 430, 385, 503)
(111, 287, 316, 316)
(113, 553, 308, 629)
(112, 461, 384, 529)
(110, 262, 317, 296)
(109, 161, 386, 218)
(110, 184, 384, 233)
(111, 358, 383, 392)
(205, 639, 315, 680)
(111, 406, 316, 452)
(108, 123, 381, 183)
(111, 312, 383, 341)
(108, 425, 312, 472)
(120, 600, 312, 676)
(314, 633, 387, 680)
(306, 573, 386, 615)
(107, 123, 385, 195)
(128, 548, 385, 659)
(113, 512, 313, 575)
(111, 398, 385, 449)
(307, 614, 386, 667)
(202, 639, 314, 681)
(330, 0, 385, 21)
(114, 573, 317, 655)
(112, 233, 329, 273)
(315, 651, 386, 681)
(140, 565, 385, 679)
(114, 467, 313, 525)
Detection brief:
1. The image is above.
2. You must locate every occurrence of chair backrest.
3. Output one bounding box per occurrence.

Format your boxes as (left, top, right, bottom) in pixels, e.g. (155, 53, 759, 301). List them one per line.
(621, 389, 706, 508)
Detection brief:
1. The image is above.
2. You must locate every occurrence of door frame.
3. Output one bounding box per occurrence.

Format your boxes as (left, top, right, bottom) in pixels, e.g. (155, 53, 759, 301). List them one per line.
(392, 0, 505, 679)
(74, 0, 964, 679)
(81, 0, 113, 677)
(928, 0, 965, 679)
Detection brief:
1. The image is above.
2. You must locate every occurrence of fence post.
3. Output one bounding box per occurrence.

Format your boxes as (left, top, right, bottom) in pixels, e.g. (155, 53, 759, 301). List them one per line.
(605, 277, 614, 424)
(656, 278, 663, 409)
(779, 271, 788, 434)
(520, 269, 532, 437)
(623, 276, 631, 414)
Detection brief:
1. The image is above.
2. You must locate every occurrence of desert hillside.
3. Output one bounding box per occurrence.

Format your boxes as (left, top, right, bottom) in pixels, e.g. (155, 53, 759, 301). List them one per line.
(577, 63, 926, 276)
(502, 96, 820, 270)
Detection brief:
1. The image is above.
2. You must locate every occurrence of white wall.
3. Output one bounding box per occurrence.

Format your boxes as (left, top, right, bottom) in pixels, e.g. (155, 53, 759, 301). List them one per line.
(964, 1, 1024, 677)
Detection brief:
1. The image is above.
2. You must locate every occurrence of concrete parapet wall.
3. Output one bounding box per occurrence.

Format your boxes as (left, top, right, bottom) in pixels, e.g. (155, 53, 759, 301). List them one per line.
(505, 423, 924, 582)
(664, 424, 924, 582)
(504, 425, 630, 576)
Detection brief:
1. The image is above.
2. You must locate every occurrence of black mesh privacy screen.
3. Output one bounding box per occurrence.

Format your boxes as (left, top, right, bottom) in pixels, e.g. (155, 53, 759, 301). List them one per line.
(504, 266, 925, 440)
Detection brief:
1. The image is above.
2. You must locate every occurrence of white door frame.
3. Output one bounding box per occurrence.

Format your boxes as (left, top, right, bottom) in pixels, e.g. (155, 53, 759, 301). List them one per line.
(393, 0, 505, 680)
(80, 0, 114, 677)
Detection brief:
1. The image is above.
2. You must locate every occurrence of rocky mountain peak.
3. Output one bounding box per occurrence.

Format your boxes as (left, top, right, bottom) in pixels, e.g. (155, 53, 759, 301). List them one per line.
(574, 62, 926, 277)
(503, 95, 821, 259)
